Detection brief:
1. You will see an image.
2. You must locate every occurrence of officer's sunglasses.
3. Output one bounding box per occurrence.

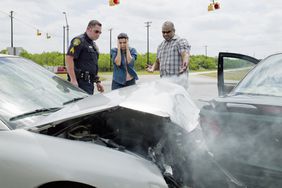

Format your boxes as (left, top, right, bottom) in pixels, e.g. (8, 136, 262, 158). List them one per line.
(162, 30, 172, 34)
(93, 29, 102, 34)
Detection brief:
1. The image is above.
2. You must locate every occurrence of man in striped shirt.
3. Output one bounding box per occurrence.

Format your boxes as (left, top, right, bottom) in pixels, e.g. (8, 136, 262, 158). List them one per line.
(147, 21, 191, 90)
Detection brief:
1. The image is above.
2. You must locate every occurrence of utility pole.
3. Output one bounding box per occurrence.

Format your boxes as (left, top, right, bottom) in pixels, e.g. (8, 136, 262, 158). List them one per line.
(63, 12, 69, 50)
(10, 11, 15, 55)
(145, 21, 152, 65)
(109, 28, 113, 71)
(63, 26, 66, 66)
(204, 45, 208, 58)
(10, 11, 13, 48)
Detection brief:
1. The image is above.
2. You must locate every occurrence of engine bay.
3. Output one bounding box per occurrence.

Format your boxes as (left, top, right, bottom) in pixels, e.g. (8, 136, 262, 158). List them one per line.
(38, 106, 196, 188)
(35, 106, 241, 188)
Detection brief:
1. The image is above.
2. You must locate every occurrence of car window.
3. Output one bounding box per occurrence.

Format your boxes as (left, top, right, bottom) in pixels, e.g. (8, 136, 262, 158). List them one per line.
(0, 57, 88, 129)
(233, 53, 282, 97)
(223, 57, 256, 86)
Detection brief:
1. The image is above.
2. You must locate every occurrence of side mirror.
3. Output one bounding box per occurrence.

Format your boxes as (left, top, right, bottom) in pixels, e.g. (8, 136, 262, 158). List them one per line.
(223, 84, 235, 95)
(218, 81, 236, 96)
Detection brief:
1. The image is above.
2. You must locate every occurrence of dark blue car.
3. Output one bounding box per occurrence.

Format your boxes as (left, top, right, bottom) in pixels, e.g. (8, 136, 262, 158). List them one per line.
(200, 52, 282, 188)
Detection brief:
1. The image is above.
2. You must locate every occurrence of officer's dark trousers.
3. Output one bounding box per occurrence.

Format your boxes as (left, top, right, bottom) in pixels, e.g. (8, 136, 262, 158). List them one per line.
(111, 79, 136, 90)
(78, 79, 94, 95)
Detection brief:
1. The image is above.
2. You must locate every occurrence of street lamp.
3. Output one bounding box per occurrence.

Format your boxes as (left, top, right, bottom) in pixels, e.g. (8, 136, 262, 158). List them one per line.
(109, 28, 113, 71)
(10, 11, 14, 49)
(204, 45, 208, 58)
(10, 10, 16, 55)
(63, 26, 66, 66)
(145, 21, 152, 65)
(63, 12, 69, 50)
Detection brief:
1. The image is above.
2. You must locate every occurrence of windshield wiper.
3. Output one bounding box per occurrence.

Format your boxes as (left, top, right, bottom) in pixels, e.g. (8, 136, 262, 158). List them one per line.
(10, 107, 62, 121)
(63, 96, 87, 105)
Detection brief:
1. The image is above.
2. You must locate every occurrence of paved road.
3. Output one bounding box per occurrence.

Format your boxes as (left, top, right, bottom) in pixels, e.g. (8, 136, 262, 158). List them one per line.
(99, 73, 218, 108)
(188, 73, 218, 107)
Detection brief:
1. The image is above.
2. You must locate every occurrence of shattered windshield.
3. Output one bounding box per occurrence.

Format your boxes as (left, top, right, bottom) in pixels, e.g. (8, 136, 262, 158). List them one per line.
(0, 57, 88, 129)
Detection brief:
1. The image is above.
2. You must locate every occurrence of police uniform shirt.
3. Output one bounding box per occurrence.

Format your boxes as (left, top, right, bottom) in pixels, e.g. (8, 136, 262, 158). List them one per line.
(67, 33, 99, 76)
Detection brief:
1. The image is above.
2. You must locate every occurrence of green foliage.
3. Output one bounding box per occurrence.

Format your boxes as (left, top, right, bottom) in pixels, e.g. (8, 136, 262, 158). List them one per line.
(0, 49, 8, 54)
(135, 53, 157, 71)
(98, 53, 111, 71)
(189, 55, 217, 70)
(18, 50, 217, 71)
(224, 58, 253, 69)
(20, 50, 63, 66)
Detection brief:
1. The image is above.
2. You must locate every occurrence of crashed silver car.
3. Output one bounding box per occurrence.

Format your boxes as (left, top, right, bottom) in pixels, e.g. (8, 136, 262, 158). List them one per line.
(0, 55, 241, 188)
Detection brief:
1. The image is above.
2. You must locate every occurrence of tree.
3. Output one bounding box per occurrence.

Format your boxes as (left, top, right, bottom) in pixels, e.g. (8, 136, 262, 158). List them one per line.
(17, 50, 218, 72)
(0, 49, 8, 54)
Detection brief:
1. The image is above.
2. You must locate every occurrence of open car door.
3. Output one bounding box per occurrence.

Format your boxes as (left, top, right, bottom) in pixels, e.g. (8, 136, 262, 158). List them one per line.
(218, 52, 259, 96)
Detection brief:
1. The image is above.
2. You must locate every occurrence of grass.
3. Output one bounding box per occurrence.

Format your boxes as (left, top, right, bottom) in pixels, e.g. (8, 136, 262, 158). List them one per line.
(224, 69, 250, 81)
(57, 71, 160, 81)
(200, 69, 251, 81)
(201, 72, 217, 78)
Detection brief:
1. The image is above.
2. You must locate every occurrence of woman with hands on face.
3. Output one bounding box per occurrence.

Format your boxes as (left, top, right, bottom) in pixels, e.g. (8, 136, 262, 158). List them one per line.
(110, 33, 138, 90)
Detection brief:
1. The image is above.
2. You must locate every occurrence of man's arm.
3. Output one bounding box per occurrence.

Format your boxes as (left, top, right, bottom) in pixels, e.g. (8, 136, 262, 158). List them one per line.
(146, 58, 160, 72)
(66, 37, 84, 86)
(93, 75, 104, 93)
(178, 38, 191, 74)
(96, 82, 104, 93)
(147, 44, 161, 72)
(182, 51, 190, 68)
(179, 51, 190, 74)
(66, 55, 78, 86)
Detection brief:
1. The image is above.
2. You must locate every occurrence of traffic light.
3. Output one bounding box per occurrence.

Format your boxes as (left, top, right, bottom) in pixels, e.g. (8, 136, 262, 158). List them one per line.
(36, 29, 42, 36)
(208, 1, 220, 11)
(208, 3, 214, 11)
(214, 2, 220, 9)
(46, 33, 51, 39)
(109, 0, 119, 6)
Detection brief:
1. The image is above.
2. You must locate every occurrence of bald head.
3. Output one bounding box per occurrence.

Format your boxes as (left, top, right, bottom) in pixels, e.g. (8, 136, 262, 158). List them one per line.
(162, 21, 175, 31)
(162, 21, 175, 41)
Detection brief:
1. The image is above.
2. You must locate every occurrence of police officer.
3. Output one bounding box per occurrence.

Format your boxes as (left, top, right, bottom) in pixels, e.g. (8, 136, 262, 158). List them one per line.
(66, 20, 104, 94)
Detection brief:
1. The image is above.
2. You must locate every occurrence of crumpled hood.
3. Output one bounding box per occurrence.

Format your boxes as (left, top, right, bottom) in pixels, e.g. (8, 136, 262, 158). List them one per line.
(33, 80, 199, 133)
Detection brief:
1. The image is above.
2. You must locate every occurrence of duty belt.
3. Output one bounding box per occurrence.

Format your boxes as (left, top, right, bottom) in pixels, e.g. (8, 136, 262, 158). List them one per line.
(76, 70, 100, 83)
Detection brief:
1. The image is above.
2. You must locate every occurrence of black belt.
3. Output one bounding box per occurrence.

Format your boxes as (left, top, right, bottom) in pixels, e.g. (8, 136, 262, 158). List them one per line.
(77, 71, 94, 82)
(76, 70, 100, 83)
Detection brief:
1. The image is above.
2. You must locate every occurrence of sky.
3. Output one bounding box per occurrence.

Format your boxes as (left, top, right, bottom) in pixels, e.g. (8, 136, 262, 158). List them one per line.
(0, 0, 282, 59)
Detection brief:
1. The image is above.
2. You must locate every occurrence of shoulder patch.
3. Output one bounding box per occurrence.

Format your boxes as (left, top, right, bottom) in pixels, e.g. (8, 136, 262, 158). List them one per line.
(69, 47, 75, 54)
(73, 38, 81, 46)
